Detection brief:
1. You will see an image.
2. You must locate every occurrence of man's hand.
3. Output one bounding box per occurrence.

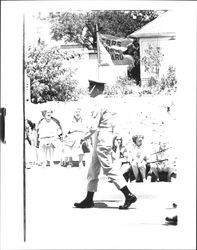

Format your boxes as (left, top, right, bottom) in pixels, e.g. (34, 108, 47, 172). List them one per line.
(80, 139, 85, 144)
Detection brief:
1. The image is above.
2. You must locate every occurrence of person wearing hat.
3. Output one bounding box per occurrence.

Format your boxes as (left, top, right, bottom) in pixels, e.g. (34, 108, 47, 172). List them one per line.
(74, 80, 137, 209)
(37, 109, 63, 166)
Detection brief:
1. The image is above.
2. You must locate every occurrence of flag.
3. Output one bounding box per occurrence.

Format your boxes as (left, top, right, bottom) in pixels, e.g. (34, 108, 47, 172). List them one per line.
(97, 34, 114, 66)
(98, 33, 135, 66)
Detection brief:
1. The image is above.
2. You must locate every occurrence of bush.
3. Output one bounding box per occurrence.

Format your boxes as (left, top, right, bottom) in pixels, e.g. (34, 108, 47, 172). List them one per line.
(25, 41, 81, 103)
(141, 43, 164, 77)
(142, 65, 177, 95)
(147, 76, 158, 88)
(103, 70, 177, 97)
(104, 76, 136, 96)
(160, 65, 177, 92)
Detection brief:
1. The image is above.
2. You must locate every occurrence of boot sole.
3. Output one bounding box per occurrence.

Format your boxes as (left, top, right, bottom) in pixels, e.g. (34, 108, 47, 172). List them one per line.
(74, 203, 94, 208)
(119, 197, 137, 209)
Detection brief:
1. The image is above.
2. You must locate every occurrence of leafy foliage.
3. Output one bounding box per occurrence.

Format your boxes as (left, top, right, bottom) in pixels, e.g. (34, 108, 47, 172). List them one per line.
(104, 65, 177, 97)
(160, 65, 177, 92)
(141, 43, 164, 77)
(44, 10, 164, 85)
(104, 76, 136, 96)
(47, 10, 162, 50)
(25, 41, 80, 103)
(148, 76, 159, 88)
(144, 65, 177, 94)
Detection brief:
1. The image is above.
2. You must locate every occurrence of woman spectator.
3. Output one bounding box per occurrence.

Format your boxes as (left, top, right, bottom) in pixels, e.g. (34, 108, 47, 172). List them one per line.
(37, 109, 63, 167)
(64, 107, 86, 168)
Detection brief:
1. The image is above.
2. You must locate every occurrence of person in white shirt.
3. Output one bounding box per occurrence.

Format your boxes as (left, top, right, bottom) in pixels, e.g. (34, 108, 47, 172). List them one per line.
(66, 108, 86, 168)
(37, 109, 63, 166)
(126, 134, 149, 182)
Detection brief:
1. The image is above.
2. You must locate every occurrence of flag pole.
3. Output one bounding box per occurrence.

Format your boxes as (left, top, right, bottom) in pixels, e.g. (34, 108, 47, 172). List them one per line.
(96, 23, 100, 81)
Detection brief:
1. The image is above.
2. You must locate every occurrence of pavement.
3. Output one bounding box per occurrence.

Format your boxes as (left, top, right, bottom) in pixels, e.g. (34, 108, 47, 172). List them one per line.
(25, 165, 181, 249)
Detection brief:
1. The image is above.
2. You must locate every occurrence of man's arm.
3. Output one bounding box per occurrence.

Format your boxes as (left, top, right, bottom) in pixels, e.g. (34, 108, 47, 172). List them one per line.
(81, 109, 101, 141)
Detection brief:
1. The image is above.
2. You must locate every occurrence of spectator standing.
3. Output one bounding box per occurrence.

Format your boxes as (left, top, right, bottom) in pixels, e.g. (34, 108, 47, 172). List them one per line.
(25, 119, 38, 168)
(37, 109, 63, 166)
(66, 107, 86, 168)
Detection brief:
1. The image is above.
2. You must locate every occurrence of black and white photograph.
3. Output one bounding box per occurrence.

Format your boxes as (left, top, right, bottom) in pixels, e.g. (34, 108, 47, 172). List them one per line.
(1, 1, 196, 250)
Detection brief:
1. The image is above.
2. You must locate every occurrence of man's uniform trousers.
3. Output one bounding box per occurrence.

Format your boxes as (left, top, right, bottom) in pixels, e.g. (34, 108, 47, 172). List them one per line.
(87, 128, 127, 192)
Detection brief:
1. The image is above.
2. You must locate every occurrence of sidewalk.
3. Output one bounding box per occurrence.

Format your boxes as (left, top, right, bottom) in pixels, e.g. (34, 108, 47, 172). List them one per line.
(25, 166, 180, 249)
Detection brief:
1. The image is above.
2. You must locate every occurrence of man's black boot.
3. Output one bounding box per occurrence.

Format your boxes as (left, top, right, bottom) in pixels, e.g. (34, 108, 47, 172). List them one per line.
(119, 186, 137, 209)
(74, 191, 94, 208)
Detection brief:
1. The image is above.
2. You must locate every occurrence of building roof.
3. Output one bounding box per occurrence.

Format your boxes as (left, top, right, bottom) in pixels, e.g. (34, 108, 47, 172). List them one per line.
(60, 44, 83, 49)
(129, 10, 177, 38)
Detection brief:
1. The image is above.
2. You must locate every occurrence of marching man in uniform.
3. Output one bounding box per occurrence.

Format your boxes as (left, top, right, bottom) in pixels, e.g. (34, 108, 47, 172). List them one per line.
(74, 80, 137, 209)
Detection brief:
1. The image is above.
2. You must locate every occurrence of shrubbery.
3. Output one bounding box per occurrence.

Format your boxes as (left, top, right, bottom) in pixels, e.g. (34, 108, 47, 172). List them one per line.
(104, 65, 177, 97)
(141, 43, 164, 77)
(104, 76, 136, 96)
(25, 41, 82, 103)
(160, 65, 177, 92)
(143, 65, 177, 95)
(26, 40, 177, 102)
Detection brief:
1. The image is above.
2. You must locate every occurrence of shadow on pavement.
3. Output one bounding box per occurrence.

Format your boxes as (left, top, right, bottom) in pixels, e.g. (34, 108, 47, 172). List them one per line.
(94, 201, 136, 209)
(94, 199, 122, 202)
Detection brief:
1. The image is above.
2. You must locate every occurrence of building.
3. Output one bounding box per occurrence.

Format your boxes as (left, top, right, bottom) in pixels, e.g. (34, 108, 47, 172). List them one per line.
(61, 45, 129, 87)
(25, 13, 130, 88)
(129, 10, 179, 86)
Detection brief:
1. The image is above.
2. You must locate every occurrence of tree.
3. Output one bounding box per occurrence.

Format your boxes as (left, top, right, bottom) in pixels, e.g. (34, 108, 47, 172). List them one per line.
(25, 40, 80, 103)
(141, 43, 164, 78)
(46, 10, 165, 85)
(47, 10, 163, 50)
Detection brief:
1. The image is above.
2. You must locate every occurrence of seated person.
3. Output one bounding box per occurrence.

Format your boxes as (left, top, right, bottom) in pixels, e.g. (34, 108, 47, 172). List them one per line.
(124, 134, 149, 182)
(111, 136, 133, 182)
(148, 142, 177, 182)
(111, 136, 125, 168)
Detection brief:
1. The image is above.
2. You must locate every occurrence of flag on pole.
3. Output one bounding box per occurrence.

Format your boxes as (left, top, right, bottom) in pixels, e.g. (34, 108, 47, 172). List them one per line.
(98, 33, 135, 66)
(97, 34, 114, 66)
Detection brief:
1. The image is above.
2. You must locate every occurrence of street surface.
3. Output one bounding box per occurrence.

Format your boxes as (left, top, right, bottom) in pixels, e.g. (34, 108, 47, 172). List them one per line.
(25, 165, 180, 249)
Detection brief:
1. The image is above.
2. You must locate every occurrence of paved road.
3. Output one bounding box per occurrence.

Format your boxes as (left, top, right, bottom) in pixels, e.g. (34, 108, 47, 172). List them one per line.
(25, 165, 180, 249)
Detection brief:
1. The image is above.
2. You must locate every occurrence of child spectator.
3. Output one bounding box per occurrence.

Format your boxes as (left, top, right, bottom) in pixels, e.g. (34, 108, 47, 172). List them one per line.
(111, 136, 124, 169)
(111, 135, 134, 182)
